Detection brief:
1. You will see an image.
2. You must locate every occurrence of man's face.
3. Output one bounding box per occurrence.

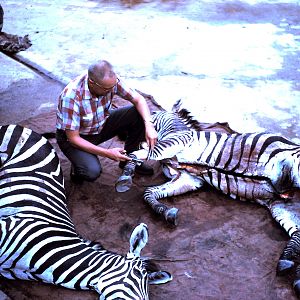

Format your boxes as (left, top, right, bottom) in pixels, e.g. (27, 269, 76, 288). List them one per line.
(88, 75, 119, 97)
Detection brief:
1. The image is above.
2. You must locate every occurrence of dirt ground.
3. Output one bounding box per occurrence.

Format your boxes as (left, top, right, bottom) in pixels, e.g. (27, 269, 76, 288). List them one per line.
(0, 96, 297, 300)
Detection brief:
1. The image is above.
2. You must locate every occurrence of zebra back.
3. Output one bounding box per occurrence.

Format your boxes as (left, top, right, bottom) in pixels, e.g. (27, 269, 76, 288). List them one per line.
(0, 124, 67, 218)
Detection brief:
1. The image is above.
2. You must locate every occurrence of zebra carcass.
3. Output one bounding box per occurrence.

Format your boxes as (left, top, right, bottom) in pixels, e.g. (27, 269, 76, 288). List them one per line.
(0, 124, 172, 299)
(115, 101, 300, 297)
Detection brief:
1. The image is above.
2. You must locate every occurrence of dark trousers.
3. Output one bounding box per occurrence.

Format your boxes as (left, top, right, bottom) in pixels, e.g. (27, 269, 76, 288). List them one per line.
(56, 105, 145, 181)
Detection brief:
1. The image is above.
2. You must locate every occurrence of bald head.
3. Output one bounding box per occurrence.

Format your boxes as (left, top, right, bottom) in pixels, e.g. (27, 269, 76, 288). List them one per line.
(88, 60, 115, 82)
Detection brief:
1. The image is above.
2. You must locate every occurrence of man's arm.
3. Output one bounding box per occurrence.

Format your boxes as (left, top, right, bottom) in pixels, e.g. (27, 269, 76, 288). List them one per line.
(130, 93, 158, 150)
(66, 130, 130, 162)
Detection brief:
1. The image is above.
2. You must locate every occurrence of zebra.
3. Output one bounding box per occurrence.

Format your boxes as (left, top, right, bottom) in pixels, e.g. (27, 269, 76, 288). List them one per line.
(0, 124, 172, 299)
(115, 100, 300, 297)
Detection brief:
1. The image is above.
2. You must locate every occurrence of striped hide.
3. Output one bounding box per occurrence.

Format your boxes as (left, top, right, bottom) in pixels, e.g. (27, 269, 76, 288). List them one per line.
(115, 101, 300, 298)
(0, 124, 172, 299)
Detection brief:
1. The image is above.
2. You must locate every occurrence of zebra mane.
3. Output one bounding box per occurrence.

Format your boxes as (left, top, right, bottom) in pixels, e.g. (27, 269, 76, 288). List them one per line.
(172, 99, 202, 131)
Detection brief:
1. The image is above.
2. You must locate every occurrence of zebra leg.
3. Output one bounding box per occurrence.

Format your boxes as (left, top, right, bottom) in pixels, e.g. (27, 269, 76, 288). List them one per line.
(277, 231, 300, 296)
(144, 169, 204, 226)
(115, 154, 142, 193)
(277, 231, 300, 273)
(294, 264, 300, 298)
(269, 199, 300, 273)
(115, 131, 194, 192)
(268, 199, 300, 296)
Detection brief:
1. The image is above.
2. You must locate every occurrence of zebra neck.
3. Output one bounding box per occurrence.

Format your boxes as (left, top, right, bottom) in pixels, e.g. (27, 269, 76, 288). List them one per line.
(0, 235, 124, 292)
(36, 241, 121, 291)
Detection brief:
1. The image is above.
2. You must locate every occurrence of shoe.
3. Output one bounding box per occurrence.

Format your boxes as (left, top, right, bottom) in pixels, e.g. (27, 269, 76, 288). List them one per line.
(119, 161, 154, 176)
(70, 166, 84, 184)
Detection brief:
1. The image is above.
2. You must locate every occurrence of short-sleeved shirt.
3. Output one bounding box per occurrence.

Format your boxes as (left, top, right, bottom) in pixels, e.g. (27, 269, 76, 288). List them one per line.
(56, 72, 140, 135)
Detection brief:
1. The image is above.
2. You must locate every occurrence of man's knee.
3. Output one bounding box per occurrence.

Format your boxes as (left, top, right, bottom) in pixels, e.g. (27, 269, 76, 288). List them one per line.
(76, 164, 102, 182)
(85, 167, 102, 182)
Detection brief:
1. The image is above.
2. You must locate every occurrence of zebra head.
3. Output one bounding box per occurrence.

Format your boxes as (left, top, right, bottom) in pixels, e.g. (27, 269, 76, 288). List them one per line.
(95, 223, 172, 299)
(291, 150, 300, 190)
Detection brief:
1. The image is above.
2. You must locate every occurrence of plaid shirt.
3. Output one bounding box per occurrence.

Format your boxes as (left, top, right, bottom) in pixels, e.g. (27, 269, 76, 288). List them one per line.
(56, 72, 140, 135)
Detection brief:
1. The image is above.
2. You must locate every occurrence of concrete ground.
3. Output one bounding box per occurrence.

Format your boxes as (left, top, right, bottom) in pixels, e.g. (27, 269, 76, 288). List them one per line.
(0, 1, 300, 299)
(0, 52, 64, 125)
(1, 0, 300, 139)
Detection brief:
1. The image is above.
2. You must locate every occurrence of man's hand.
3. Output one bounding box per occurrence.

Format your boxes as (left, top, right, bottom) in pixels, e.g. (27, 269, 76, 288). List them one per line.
(105, 148, 131, 162)
(145, 122, 158, 150)
(65, 130, 132, 161)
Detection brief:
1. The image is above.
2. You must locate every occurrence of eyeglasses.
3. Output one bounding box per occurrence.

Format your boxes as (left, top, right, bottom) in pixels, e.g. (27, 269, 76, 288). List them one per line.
(88, 77, 119, 92)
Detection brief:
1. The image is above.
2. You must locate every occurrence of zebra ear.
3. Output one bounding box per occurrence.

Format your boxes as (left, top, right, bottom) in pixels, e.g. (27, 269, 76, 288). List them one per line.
(148, 271, 173, 285)
(172, 98, 182, 113)
(129, 223, 149, 257)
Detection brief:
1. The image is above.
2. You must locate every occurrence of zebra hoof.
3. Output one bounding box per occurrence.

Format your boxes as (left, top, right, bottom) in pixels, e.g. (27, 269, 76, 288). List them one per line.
(293, 279, 300, 298)
(115, 175, 133, 193)
(276, 259, 295, 275)
(165, 208, 179, 226)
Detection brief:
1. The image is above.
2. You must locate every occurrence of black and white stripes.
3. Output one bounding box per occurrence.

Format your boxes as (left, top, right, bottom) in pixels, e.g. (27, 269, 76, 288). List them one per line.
(115, 106, 300, 296)
(177, 131, 300, 201)
(141, 119, 300, 207)
(0, 124, 171, 299)
(118, 110, 300, 206)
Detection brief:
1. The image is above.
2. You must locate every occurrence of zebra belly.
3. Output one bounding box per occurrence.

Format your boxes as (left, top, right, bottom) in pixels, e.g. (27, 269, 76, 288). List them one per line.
(161, 162, 279, 207)
(187, 166, 279, 204)
(174, 132, 295, 193)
